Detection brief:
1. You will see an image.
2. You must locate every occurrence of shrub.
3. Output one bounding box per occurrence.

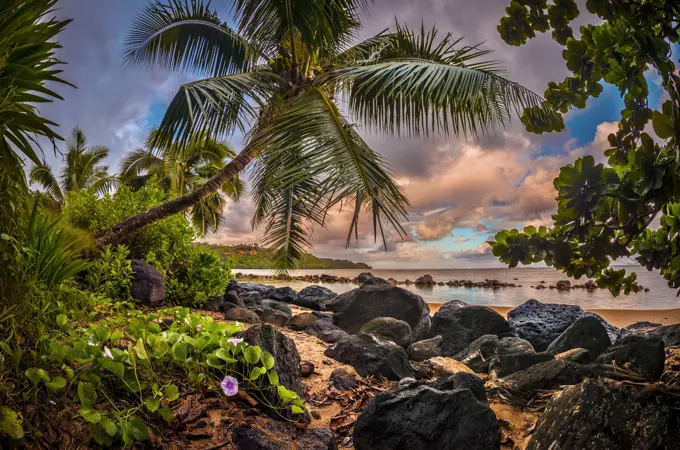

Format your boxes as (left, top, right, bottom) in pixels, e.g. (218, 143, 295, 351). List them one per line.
(83, 245, 133, 301)
(160, 248, 231, 307)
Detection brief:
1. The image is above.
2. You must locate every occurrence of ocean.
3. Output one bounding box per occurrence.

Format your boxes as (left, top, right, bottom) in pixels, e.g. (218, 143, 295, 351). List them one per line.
(233, 267, 680, 310)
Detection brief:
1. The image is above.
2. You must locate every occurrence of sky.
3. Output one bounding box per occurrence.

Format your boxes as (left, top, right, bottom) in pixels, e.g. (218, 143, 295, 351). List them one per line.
(37, 0, 628, 269)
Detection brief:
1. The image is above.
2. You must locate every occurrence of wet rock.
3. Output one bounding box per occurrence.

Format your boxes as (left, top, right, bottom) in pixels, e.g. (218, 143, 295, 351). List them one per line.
(360, 317, 412, 347)
(203, 295, 224, 312)
(527, 379, 680, 450)
(555, 280, 571, 290)
(224, 305, 260, 323)
(507, 300, 586, 351)
(301, 361, 315, 378)
(295, 285, 336, 311)
(324, 333, 414, 380)
(330, 368, 359, 391)
(555, 348, 592, 364)
(488, 352, 554, 379)
(596, 335, 665, 380)
(353, 383, 500, 450)
(357, 272, 374, 283)
(332, 284, 431, 341)
(304, 320, 350, 343)
(288, 313, 319, 331)
(546, 316, 611, 358)
(430, 302, 511, 356)
(414, 274, 435, 286)
(130, 259, 165, 307)
(408, 335, 443, 361)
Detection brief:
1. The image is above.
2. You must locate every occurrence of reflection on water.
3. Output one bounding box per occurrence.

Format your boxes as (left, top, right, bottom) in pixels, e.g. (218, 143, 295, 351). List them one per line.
(234, 267, 680, 310)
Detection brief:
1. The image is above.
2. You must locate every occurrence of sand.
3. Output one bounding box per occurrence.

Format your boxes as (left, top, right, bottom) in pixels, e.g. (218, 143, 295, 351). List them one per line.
(426, 303, 680, 327)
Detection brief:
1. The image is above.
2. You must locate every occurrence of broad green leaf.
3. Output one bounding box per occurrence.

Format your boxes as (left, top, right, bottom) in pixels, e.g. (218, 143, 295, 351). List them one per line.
(110, 331, 125, 343)
(215, 348, 237, 363)
(45, 376, 67, 392)
(171, 341, 189, 362)
(78, 382, 97, 408)
(134, 338, 148, 361)
(145, 398, 160, 412)
(652, 111, 675, 139)
(0, 406, 24, 439)
(163, 384, 180, 401)
(291, 405, 305, 415)
(267, 370, 279, 386)
(206, 354, 224, 368)
(261, 352, 275, 370)
(243, 346, 261, 364)
(79, 408, 102, 424)
(100, 416, 118, 436)
(101, 359, 125, 378)
(158, 406, 173, 423)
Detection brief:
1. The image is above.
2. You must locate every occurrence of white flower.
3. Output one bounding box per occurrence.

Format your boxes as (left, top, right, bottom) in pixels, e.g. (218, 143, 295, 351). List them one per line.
(103, 346, 113, 359)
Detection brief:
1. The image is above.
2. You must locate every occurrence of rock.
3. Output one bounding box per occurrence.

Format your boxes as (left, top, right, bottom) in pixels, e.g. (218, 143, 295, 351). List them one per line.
(357, 272, 374, 283)
(498, 337, 535, 355)
(260, 299, 293, 318)
(584, 312, 619, 343)
(233, 282, 275, 295)
(324, 288, 358, 313)
(324, 333, 414, 380)
(267, 287, 297, 303)
(596, 335, 665, 380)
(555, 348, 592, 364)
(203, 296, 224, 312)
(224, 305, 260, 323)
(488, 352, 554, 379)
(507, 299, 586, 351)
(430, 302, 511, 356)
(618, 322, 680, 347)
(224, 291, 245, 307)
(240, 291, 262, 307)
(360, 317, 412, 347)
(295, 285, 336, 311)
(259, 309, 290, 326)
(362, 276, 390, 286)
(489, 359, 601, 396)
(332, 284, 431, 341)
(304, 320, 350, 343)
(233, 421, 337, 450)
(454, 335, 536, 374)
(288, 313, 319, 331)
(546, 316, 611, 358)
(430, 372, 488, 404)
(240, 325, 304, 420)
(414, 274, 435, 286)
(584, 279, 597, 290)
(330, 368, 359, 390)
(301, 361, 315, 378)
(353, 383, 500, 450)
(555, 280, 571, 290)
(527, 379, 680, 450)
(130, 259, 165, 307)
(408, 336, 443, 361)
(412, 356, 474, 379)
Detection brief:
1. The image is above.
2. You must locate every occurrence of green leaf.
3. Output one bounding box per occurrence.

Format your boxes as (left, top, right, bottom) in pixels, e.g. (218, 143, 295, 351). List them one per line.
(110, 331, 125, 343)
(78, 382, 97, 408)
(45, 376, 67, 392)
(206, 354, 224, 368)
(145, 398, 161, 413)
(291, 405, 305, 415)
(0, 406, 24, 440)
(56, 314, 68, 327)
(101, 359, 125, 378)
(267, 370, 279, 386)
(652, 110, 675, 139)
(276, 385, 297, 403)
(129, 418, 149, 441)
(260, 352, 275, 370)
(171, 341, 189, 362)
(134, 338, 148, 360)
(25, 368, 49, 385)
(216, 348, 237, 363)
(163, 384, 180, 401)
(243, 346, 261, 364)
(79, 408, 102, 424)
(153, 341, 170, 358)
(100, 416, 118, 437)
(158, 406, 173, 423)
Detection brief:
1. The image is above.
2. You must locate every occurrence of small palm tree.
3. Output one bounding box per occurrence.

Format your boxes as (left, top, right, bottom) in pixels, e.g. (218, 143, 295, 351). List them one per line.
(95, 0, 557, 271)
(29, 127, 117, 210)
(119, 128, 244, 235)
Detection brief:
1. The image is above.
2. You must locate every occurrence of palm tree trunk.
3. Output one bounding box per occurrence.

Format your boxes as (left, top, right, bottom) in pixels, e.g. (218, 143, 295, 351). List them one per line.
(94, 147, 255, 247)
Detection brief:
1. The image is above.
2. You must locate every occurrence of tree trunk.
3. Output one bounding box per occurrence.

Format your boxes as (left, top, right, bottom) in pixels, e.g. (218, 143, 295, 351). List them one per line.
(94, 147, 255, 247)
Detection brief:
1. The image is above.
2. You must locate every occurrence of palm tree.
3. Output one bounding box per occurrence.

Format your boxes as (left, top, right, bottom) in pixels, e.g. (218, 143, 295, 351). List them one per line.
(0, 0, 72, 181)
(119, 128, 244, 235)
(29, 127, 117, 210)
(95, 0, 557, 271)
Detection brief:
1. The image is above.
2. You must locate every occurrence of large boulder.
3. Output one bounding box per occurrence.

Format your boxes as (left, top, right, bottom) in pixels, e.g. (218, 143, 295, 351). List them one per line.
(233, 421, 337, 450)
(584, 312, 619, 343)
(224, 290, 245, 307)
(130, 259, 165, 307)
(618, 322, 680, 347)
(414, 274, 435, 286)
(304, 320, 350, 344)
(430, 302, 512, 356)
(527, 379, 680, 450)
(324, 333, 414, 380)
(454, 335, 535, 373)
(488, 352, 554, 379)
(223, 304, 260, 323)
(546, 316, 611, 358)
(231, 281, 275, 296)
(295, 285, 337, 311)
(555, 280, 571, 290)
(260, 299, 293, 318)
(288, 313, 319, 331)
(332, 284, 431, 341)
(507, 300, 586, 351)
(360, 317, 412, 347)
(267, 286, 297, 303)
(408, 335, 443, 361)
(356, 272, 374, 283)
(203, 295, 224, 312)
(353, 383, 500, 450)
(596, 335, 665, 380)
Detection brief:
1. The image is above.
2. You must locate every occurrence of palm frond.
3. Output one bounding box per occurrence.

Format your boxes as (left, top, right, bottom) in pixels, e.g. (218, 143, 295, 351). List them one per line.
(88, 168, 119, 196)
(322, 23, 557, 138)
(119, 148, 165, 180)
(124, 0, 260, 76)
(189, 191, 226, 236)
(28, 161, 63, 203)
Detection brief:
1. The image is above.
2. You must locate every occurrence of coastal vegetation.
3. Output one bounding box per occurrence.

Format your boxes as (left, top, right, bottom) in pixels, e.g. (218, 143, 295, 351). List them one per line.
(490, 0, 680, 296)
(199, 243, 371, 269)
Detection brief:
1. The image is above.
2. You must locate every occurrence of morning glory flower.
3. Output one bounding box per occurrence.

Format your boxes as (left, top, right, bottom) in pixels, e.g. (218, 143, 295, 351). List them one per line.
(228, 338, 243, 347)
(103, 346, 113, 359)
(221, 375, 238, 397)
(196, 325, 202, 331)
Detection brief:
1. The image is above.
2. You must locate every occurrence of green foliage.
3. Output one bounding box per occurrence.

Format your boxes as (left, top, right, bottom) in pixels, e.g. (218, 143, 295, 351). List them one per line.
(84, 245, 133, 301)
(161, 248, 231, 307)
(492, 0, 680, 295)
(0, 307, 305, 445)
(199, 243, 371, 269)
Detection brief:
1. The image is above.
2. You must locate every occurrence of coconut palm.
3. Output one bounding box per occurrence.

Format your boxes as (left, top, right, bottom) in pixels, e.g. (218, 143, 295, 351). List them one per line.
(29, 127, 117, 210)
(119, 128, 244, 235)
(95, 0, 557, 271)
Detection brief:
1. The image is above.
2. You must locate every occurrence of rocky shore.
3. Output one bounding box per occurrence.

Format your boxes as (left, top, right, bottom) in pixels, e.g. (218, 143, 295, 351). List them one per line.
(234, 271, 649, 292)
(180, 271, 680, 449)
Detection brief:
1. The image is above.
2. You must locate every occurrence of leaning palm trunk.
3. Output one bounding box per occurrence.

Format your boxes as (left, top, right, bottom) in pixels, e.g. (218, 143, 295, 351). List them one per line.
(100, 0, 560, 271)
(95, 147, 254, 246)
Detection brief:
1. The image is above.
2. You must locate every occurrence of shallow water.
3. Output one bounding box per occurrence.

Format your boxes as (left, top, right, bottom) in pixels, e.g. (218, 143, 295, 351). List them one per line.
(233, 267, 680, 310)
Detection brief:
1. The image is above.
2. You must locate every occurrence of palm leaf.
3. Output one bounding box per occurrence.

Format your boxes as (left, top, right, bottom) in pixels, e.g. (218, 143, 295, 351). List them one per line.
(29, 160, 64, 204)
(124, 0, 260, 76)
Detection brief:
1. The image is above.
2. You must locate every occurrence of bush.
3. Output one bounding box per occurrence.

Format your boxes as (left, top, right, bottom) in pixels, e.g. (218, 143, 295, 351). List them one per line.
(83, 245, 133, 301)
(62, 179, 231, 307)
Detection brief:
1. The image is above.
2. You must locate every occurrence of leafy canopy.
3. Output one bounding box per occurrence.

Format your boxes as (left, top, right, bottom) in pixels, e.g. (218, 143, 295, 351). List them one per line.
(124, 0, 557, 272)
(490, 0, 680, 295)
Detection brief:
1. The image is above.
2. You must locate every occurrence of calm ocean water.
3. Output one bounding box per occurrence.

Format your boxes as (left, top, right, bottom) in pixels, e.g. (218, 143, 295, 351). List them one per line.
(233, 267, 680, 310)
